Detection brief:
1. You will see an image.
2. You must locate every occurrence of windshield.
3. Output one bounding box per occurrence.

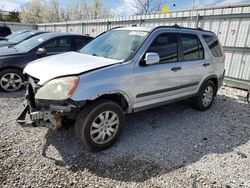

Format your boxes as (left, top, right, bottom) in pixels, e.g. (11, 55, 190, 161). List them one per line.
(80, 30, 149, 61)
(15, 34, 50, 52)
(9, 31, 37, 43)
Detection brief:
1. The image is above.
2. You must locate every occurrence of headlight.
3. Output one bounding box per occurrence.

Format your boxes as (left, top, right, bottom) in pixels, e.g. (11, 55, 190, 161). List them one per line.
(35, 76, 79, 100)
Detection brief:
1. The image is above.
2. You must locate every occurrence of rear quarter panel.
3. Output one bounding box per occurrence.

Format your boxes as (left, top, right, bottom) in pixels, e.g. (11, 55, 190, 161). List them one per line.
(197, 33, 225, 89)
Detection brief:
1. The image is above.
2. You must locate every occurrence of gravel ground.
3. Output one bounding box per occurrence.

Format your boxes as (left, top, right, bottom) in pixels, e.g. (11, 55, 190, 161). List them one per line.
(0, 86, 249, 188)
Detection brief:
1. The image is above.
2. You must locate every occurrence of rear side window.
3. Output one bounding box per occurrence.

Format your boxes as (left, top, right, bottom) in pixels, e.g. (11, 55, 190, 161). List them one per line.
(180, 34, 204, 61)
(203, 35, 223, 57)
(75, 38, 85, 50)
(44, 37, 71, 53)
(75, 37, 91, 50)
(147, 33, 178, 63)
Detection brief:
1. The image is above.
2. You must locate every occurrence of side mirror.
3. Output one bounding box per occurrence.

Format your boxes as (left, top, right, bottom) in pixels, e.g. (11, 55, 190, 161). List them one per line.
(144, 53, 160, 65)
(36, 48, 47, 56)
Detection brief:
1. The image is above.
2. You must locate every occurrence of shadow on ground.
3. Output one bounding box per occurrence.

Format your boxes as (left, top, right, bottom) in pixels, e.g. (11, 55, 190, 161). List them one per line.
(42, 94, 250, 182)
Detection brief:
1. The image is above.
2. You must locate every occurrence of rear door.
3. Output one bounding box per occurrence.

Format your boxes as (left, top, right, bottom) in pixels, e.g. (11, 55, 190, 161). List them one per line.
(176, 33, 206, 91)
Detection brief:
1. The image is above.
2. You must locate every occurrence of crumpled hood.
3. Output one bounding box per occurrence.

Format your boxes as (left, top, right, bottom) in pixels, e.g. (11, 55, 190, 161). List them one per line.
(24, 52, 120, 85)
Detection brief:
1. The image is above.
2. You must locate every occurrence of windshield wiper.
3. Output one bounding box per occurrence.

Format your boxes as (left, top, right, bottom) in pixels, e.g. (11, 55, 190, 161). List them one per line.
(92, 53, 99, 57)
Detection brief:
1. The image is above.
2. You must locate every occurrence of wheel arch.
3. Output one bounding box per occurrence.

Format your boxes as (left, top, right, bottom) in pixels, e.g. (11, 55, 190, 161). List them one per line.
(85, 91, 132, 113)
(0, 66, 24, 75)
(198, 75, 219, 96)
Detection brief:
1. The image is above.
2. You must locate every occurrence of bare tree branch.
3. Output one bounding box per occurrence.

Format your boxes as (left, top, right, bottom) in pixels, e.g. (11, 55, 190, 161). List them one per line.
(131, 0, 165, 15)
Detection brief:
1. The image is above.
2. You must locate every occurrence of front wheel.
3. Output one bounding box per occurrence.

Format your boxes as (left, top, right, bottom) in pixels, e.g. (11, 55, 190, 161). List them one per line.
(192, 80, 216, 111)
(75, 100, 124, 151)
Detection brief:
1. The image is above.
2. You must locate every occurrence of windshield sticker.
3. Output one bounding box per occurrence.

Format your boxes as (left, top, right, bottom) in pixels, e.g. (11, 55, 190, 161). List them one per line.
(38, 38, 44, 42)
(129, 31, 148, 36)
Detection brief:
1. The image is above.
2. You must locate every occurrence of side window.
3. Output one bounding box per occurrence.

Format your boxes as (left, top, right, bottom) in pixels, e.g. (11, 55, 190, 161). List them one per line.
(180, 34, 204, 61)
(203, 35, 223, 57)
(147, 33, 178, 63)
(43, 37, 71, 53)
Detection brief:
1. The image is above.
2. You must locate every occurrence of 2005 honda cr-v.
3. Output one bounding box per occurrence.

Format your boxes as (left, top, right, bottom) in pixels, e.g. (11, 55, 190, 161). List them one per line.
(17, 26, 225, 151)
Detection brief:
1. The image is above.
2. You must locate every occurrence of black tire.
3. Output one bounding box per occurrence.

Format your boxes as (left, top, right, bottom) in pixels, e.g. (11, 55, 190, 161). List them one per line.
(0, 68, 25, 92)
(75, 100, 124, 151)
(192, 80, 217, 111)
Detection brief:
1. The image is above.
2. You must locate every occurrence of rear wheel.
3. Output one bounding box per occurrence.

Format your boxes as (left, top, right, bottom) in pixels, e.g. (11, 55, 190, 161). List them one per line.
(0, 68, 25, 92)
(75, 100, 124, 151)
(192, 80, 216, 111)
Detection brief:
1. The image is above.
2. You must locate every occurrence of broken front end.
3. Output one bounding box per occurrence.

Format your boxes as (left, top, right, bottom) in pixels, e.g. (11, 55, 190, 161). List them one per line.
(17, 76, 84, 130)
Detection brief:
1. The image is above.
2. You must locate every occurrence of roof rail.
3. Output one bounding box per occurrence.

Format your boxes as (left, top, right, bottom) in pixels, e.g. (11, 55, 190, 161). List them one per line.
(108, 25, 213, 34)
(154, 25, 214, 33)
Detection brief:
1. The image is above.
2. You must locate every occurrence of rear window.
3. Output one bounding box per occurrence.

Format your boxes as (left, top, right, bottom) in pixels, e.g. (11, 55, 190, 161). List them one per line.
(203, 35, 223, 57)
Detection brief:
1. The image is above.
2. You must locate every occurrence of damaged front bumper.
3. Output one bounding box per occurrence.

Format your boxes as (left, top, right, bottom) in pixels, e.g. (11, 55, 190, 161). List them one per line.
(16, 97, 85, 130)
(16, 76, 85, 129)
(17, 104, 64, 130)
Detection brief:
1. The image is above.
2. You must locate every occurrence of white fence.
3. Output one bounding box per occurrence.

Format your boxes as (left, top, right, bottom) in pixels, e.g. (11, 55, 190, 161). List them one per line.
(0, 21, 36, 32)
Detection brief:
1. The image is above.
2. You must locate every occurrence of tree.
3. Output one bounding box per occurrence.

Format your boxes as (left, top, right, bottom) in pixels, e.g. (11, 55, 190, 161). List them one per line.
(0, 5, 20, 22)
(0, 6, 4, 21)
(19, 0, 115, 24)
(131, 0, 165, 15)
(92, 0, 100, 19)
(5, 12, 20, 22)
(19, 0, 45, 24)
(91, 0, 114, 19)
(43, 0, 60, 22)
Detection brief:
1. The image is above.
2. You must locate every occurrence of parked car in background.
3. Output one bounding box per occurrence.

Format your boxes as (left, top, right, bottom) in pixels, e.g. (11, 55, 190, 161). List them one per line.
(0, 32, 93, 92)
(0, 30, 47, 47)
(0, 29, 32, 41)
(17, 26, 225, 151)
(0, 24, 11, 37)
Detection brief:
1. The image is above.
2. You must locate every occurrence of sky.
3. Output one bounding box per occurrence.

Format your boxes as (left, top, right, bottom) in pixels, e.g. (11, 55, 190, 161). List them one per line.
(0, 0, 250, 15)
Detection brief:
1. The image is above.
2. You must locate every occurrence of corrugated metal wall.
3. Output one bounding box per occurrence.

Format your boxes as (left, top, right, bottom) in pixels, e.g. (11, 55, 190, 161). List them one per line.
(0, 21, 36, 32)
(37, 4, 250, 90)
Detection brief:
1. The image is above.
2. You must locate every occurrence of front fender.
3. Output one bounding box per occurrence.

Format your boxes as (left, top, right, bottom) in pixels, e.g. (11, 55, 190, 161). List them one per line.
(71, 84, 133, 111)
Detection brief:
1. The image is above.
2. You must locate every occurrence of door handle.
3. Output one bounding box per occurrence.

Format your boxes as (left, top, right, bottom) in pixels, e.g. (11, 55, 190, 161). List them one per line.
(203, 63, 210, 67)
(171, 67, 182, 72)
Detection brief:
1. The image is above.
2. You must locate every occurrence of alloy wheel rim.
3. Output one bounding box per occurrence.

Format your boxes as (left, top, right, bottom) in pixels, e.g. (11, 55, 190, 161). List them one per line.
(0, 73, 22, 92)
(202, 85, 214, 107)
(90, 111, 119, 145)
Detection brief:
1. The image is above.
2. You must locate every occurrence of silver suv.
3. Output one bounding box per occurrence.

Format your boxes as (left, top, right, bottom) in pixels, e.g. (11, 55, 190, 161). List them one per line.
(17, 26, 225, 151)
